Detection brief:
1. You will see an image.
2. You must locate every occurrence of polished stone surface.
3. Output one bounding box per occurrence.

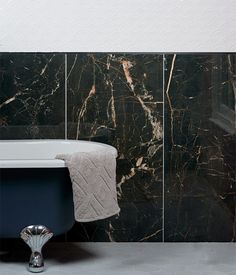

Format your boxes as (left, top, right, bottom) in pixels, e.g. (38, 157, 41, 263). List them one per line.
(0, 53, 164, 242)
(1, 243, 236, 274)
(0, 53, 235, 243)
(66, 54, 163, 242)
(164, 54, 236, 241)
(0, 53, 65, 138)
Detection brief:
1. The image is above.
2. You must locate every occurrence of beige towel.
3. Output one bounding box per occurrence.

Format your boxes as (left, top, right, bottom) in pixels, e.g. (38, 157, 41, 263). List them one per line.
(56, 151, 120, 222)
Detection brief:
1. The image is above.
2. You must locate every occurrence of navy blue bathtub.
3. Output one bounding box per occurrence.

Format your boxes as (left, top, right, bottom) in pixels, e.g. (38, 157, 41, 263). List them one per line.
(0, 167, 75, 238)
(0, 140, 117, 238)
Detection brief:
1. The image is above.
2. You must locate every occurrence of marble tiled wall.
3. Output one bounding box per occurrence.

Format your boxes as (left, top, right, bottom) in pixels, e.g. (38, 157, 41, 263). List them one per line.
(0, 53, 235, 242)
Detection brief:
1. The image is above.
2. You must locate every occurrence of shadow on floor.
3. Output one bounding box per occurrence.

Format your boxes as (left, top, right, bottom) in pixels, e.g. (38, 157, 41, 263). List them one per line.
(0, 239, 98, 264)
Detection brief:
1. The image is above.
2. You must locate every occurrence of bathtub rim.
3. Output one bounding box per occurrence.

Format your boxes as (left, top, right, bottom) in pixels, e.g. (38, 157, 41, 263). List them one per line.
(0, 139, 117, 168)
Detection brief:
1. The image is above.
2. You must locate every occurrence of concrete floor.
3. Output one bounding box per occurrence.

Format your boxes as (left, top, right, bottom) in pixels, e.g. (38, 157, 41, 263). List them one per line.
(0, 242, 236, 274)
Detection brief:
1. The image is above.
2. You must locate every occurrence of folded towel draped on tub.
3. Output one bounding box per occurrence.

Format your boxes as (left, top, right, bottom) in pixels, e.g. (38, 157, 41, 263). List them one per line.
(56, 151, 120, 222)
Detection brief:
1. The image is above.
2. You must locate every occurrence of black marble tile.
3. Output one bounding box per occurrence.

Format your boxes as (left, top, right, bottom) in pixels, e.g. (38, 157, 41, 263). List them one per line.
(0, 53, 65, 139)
(67, 53, 163, 242)
(67, 201, 162, 242)
(164, 54, 236, 241)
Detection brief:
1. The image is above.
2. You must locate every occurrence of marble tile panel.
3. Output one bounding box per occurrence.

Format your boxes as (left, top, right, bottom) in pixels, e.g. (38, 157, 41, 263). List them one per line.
(67, 53, 163, 241)
(164, 54, 236, 241)
(0, 53, 65, 139)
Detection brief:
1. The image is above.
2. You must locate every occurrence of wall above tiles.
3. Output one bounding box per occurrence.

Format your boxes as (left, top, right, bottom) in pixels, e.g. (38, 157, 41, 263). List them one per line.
(0, 0, 236, 52)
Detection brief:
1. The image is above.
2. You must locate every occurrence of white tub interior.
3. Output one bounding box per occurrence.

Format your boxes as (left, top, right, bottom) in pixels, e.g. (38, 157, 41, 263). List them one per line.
(0, 140, 117, 168)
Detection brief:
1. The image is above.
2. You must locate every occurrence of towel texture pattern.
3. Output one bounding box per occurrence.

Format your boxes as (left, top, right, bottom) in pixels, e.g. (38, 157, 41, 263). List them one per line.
(56, 151, 120, 222)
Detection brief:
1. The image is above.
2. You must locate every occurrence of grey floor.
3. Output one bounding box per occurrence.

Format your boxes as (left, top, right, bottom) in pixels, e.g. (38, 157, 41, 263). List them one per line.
(1, 242, 236, 274)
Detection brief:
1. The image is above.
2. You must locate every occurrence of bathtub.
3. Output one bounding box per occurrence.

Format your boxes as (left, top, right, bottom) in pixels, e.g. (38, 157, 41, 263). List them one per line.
(0, 139, 117, 238)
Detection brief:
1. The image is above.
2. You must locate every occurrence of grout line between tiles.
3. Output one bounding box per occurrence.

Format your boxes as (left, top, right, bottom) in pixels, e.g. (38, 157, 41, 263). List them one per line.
(162, 54, 165, 243)
(65, 53, 68, 139)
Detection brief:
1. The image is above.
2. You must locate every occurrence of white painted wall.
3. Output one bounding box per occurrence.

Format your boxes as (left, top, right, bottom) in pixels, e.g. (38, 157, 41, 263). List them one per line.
(0, 0, 235, 52)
